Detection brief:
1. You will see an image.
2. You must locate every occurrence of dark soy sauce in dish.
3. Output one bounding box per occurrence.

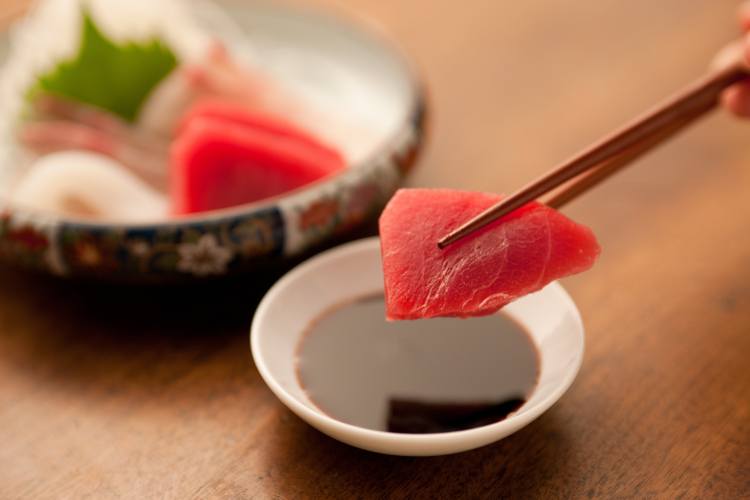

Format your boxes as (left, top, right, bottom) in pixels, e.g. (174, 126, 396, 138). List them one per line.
(296, 294, 540, 433)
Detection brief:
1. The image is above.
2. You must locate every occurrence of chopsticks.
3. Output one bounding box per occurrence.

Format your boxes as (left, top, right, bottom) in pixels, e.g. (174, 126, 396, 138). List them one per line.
(437, 59, 750, 249)
(540, 97, 715, 209)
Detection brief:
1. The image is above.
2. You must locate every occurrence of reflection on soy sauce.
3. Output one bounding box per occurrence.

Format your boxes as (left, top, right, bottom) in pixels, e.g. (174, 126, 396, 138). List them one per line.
(296, 294, 539, 433)
(387, 397, 526, 434)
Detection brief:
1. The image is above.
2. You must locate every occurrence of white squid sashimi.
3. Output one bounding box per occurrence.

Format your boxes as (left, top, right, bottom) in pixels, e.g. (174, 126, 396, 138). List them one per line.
(18, 94, 170, 191)
(19, 119, 169, 192)
(10, 150, 168, 222)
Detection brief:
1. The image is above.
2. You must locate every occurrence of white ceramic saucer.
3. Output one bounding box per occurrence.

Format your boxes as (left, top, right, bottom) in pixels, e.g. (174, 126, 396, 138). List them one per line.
(250, 236, 584, 456)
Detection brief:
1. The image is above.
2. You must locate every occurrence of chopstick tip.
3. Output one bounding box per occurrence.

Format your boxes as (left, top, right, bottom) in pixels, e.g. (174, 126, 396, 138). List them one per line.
(437, 232, 458, 249)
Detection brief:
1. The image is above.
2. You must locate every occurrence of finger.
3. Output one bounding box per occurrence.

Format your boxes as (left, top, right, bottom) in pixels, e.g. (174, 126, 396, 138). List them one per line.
(739, 1, 750, 31)
(721, 80, 750, 117)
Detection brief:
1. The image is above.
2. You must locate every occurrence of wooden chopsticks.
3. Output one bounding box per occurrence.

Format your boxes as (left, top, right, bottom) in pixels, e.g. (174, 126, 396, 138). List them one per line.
(437, 60, 750, 249)
(540, 98, 715, 209)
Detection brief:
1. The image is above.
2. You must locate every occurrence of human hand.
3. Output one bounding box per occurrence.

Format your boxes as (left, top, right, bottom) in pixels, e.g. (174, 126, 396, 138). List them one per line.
(720, 2, 750, 116)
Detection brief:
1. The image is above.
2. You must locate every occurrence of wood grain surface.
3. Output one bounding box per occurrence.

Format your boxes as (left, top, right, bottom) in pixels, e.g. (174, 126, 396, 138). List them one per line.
(2, 0, 750, 498)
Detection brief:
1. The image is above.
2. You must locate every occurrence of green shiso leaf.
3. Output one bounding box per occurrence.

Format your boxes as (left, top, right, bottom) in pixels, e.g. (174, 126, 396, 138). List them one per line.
(32, 10, 177, 121)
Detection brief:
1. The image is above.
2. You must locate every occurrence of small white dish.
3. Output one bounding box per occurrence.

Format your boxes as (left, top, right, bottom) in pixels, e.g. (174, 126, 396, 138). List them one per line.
(250, 236, 585, 456)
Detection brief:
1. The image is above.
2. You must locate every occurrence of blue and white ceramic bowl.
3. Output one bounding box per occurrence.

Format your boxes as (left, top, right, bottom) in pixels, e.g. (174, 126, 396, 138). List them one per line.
(0, 1, 425, 282)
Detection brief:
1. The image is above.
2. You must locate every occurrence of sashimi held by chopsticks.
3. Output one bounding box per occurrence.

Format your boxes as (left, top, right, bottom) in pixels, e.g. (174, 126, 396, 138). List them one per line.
(379, 189, 600, 321)
(380, 38, 750, 322)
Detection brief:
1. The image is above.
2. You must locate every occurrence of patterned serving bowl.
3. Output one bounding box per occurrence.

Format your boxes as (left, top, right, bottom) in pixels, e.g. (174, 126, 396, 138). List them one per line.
(0, 1, 425, 282)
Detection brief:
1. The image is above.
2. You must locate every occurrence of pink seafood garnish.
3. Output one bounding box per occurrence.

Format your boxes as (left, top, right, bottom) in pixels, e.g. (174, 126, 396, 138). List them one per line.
(137, 44, 294, 138)
(19, 94, 169, 190)
(137, 43, 375, 161)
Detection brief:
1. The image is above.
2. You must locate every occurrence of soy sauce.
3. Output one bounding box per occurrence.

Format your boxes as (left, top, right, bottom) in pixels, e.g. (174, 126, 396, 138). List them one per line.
(296, 294, 540, 433)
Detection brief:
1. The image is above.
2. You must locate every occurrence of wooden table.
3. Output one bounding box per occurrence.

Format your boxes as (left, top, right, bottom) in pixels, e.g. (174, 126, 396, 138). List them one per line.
(2, 0, 750, 498)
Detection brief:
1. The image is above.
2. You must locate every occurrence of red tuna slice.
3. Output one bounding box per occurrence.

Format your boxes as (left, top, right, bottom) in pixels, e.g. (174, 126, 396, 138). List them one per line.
(170, 106, 345, 214)
(379, 188, 601, 320)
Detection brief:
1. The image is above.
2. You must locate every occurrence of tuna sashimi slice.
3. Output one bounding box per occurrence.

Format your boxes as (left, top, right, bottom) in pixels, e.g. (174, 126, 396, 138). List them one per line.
(170, 103, 345, 214)
(379, 188, 601, 320)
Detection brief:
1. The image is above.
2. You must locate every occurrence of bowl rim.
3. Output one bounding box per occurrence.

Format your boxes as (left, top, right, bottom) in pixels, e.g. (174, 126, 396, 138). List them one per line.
(250, 236, 585, 455)
(0, 0, 426, 229)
